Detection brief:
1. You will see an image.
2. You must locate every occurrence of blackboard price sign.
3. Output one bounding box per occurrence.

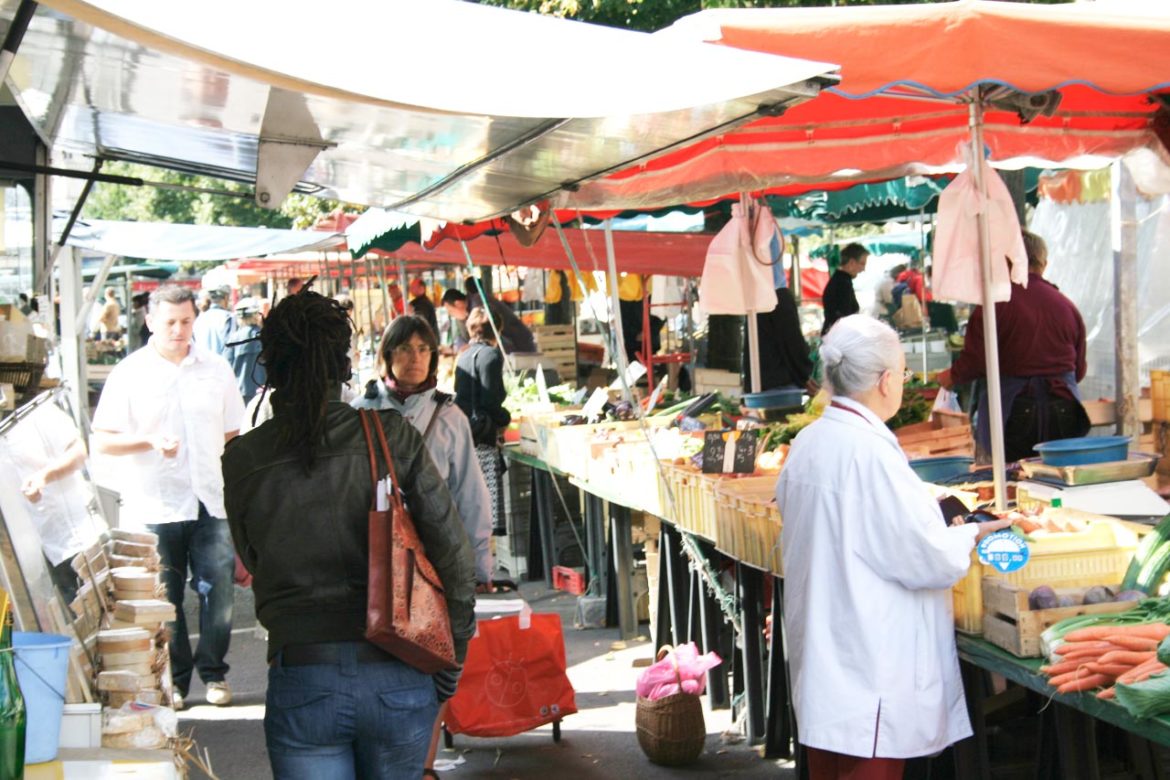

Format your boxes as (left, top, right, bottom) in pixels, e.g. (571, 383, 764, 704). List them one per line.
(701, 429, 759, 474)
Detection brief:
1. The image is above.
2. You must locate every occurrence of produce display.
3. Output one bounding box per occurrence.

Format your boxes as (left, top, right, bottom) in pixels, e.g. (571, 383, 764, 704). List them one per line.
(1038, 603, 1170, 707)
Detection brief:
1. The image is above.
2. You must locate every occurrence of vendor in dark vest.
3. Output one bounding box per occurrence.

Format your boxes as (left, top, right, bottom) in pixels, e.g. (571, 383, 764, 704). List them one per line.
(938, 230, 1090, 463)
(820, 243, 867, 337)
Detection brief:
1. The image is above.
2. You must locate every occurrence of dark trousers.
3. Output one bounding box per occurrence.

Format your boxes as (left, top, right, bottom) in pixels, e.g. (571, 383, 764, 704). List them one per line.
(150, 502, 235, 695)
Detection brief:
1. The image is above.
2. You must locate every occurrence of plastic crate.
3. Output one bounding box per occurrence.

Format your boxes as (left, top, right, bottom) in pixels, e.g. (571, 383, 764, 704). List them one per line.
(1152, 369, 1170, 423)
(552, 565, 587, 595)
(952, 517, 1140, 634)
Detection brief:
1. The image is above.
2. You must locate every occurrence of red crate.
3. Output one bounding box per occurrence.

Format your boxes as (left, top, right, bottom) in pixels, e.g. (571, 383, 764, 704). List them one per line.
(552, 566, 586, 596)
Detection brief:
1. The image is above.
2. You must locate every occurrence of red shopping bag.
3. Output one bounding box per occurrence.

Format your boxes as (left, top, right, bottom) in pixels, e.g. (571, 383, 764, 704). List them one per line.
(445, 612, 577, 738)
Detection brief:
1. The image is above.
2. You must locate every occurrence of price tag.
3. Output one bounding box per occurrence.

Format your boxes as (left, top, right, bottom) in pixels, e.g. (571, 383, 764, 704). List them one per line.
(536, 363, 551, 405)
(582, 387, 609, 420)
(976, 531, 1030, 573)
(609, 360, 647, 390)
(646, 374, 669, 411)
(701, 429, 759, 474)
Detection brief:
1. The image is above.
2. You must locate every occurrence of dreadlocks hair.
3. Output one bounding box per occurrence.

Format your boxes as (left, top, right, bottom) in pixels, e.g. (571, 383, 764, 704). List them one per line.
(259, 291, 352, 470)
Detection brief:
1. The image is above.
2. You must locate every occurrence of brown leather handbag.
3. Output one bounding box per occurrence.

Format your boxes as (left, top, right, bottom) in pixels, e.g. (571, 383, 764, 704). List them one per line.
(358, 409, 457, 673)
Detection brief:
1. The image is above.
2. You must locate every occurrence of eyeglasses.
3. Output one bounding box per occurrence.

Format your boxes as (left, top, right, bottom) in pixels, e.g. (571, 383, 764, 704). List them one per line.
(392, 344, 433, 358)
(901, 368, 915, 383)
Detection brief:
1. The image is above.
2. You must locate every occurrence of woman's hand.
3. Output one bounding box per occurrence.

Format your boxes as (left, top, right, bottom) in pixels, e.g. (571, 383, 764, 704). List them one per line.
(973, 517, 1015, 542)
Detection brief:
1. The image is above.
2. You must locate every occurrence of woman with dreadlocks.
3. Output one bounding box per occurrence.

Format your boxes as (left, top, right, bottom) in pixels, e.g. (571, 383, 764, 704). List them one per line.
(222, 291, 476, 779)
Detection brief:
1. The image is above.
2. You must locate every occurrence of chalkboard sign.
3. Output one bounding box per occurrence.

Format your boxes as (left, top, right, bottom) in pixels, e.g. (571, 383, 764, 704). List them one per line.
(701, 429, 759, 474)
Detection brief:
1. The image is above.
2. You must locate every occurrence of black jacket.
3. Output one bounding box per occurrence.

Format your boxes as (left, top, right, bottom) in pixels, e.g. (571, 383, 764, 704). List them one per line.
(222, 401, 477, 662)
(821, 269, 860, 336)
(743, 287, 813, 393)
(454, 342, 512, 429)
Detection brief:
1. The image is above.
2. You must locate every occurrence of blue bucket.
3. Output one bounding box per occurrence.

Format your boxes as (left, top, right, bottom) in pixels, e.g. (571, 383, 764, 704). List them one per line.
(13, 632, 71, 764)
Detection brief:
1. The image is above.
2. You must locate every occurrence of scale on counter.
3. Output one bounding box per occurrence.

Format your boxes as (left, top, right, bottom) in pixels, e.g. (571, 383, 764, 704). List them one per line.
(1016, 452, 1169, 520)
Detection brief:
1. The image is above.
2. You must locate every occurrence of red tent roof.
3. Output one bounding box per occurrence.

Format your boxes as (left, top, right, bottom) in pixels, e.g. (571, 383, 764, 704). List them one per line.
(566, 1, 1170, 211)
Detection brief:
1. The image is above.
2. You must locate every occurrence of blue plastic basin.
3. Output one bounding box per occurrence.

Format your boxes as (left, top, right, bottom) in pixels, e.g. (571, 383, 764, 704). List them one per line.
(909, 456, 974, 483)
(743, 387, 803, 409)
(1034, 435, 1131, 467)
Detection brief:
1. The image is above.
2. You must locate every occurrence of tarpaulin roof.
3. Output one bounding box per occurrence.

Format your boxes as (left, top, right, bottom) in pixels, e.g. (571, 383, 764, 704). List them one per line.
(5, 0, 836, 223)
(56, 217, 345, 261)
(564, 0, 1170, 212)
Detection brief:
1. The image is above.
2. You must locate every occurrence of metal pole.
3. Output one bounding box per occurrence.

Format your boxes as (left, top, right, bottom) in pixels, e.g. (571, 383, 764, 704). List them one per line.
(604, 220, 634, 404)
(968, 97, 1009, 511)
(0, 0, 37, 86)
(1113, 161, 1141, 442)
(741, 195, 762, 394)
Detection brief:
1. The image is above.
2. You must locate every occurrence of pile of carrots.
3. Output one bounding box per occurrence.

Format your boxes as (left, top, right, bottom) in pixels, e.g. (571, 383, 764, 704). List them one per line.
(1040, 622, 1170, 699)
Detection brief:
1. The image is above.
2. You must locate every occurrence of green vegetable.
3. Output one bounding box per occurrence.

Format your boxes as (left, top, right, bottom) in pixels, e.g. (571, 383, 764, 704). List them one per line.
(1115, 672, 1170, 719)
(1121, 513, 1170, 593)
(1158, 635, 1170, 667)
(886, 390, 932, 430)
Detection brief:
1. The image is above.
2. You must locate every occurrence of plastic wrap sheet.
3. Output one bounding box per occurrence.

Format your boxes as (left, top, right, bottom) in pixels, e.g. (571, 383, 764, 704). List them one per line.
(1032, 194, 1170, 401)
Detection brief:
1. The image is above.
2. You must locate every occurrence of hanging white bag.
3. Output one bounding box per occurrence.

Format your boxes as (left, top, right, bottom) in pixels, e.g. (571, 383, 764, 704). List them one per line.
(698, 201, 779, 315)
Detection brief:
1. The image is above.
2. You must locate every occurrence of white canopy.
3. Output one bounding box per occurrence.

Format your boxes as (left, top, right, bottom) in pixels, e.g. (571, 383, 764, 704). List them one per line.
(4, 0, 838, 222)
(57, 218, 344, 261)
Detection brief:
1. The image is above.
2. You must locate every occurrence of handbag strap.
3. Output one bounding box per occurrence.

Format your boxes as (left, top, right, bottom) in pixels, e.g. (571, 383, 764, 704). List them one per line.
(358, 409, 380, 511)
(421, 392, 449, 441)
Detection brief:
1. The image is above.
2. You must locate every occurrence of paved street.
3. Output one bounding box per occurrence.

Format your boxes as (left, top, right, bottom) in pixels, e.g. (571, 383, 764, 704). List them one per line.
(178, 582, 794, 779)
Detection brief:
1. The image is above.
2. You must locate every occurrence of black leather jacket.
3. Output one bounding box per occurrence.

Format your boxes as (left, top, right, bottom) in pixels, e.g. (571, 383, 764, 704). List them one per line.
(222, 401, 476, 662)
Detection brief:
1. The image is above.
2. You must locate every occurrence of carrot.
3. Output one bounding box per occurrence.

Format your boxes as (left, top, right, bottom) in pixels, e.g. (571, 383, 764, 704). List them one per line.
(1129, 663, 1169, 685)
(1096, 687, 1117, 700)
(1060, 645, 1123, 662)
(1055, 640, 1115, 655)
(1098, 650, 1157, 667)
(1049, 667, 1095, 688)
(1117, 659, 1167, 685)
(1041, 660, 1085, 676)
(1103, 635, 1159, 652)
(1085, 662, 1131, 678)
(1065, 623, 1170, 643)
(1058, 673, 1111, 693)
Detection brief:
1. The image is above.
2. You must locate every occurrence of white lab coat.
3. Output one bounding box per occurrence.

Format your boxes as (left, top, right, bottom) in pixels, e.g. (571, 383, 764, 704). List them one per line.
(775, 395, 980, 759)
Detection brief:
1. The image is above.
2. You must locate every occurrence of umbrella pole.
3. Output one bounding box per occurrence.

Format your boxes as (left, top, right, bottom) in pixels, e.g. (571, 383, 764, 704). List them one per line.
(969, 97, 1009, 511)
(739, 194, 763, 394)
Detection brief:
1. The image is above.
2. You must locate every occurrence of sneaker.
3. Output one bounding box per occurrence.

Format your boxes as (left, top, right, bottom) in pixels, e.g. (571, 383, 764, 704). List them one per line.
(205, 681, 233, 707)
(171, 691, 185, 711)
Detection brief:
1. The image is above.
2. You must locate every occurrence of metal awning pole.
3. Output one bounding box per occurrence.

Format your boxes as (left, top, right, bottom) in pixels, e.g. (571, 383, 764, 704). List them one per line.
(604, 220, 634, 404)
(741, 195, 762, 394)
(0, 0, 37, 86)
(969, 97, 1009, 511)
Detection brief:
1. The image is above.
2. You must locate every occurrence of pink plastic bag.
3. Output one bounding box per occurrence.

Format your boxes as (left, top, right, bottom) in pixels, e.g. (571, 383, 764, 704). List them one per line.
(636, 642, 722, 701)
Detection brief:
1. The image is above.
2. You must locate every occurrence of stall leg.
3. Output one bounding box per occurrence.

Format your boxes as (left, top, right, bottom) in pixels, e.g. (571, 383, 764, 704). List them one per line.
(687, 568, 701, 644)
(698, 561, 729, 710)
(1053, 703, 1100, 780)
(584, 493, 606, 597)
(655, 527, 673, 651)
(532, 470, 557, 588)
(737, 564, 766, 744)
(664, 525, 690, 648)
(610, 504, 637, 641)
(764, 576, 793, 759)
(954, 660, 992, 780)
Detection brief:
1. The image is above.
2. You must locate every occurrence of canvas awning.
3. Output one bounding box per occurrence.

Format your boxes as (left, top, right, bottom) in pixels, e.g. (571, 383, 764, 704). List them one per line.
(565, 0, 1170, 211)
(3, 0, 837, 223)
(56, 217, 345, 261)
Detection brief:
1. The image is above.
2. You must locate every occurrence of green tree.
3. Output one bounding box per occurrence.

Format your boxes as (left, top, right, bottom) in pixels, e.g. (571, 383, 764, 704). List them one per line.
(82, 161, 358, 230)
(478, 0, 1069, 33)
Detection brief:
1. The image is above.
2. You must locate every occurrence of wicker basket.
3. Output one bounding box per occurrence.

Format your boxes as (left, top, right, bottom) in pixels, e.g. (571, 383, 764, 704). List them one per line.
(634, 647, 706, 766)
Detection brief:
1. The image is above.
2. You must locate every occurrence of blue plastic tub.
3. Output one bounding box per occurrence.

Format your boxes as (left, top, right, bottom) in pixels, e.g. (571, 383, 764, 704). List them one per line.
(1034, 436, 1131, 467)
(909, 456, 974, 483)
(743, 387, 803, 409)
(14, 631, 72, 764)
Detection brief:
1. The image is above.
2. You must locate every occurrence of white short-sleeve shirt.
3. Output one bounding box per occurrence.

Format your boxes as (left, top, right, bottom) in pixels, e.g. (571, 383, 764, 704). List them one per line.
(92, 340, 244, 525)
(0, 403, 106, 565)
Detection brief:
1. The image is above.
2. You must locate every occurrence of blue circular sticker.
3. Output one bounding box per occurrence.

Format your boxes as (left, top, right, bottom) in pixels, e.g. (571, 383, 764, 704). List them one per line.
(977, 530, 1030, 573)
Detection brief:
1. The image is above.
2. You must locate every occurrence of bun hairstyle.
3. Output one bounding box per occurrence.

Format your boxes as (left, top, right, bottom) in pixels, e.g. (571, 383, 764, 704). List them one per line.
(821, 314, 901, 398)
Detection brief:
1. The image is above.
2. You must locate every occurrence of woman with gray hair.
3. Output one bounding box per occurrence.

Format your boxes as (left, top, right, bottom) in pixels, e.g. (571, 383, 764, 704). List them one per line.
(776, 314, 1010, 779)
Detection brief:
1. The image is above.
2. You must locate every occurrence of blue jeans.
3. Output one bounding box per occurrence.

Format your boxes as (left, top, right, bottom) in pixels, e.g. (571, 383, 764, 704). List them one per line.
(150, 503, 235, 695)
(265, 646, 438, 779)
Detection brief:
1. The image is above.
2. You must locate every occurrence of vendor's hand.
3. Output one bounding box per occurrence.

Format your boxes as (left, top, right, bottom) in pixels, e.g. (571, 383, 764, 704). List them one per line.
(475, 581, 495, 594)
(974, 518, 1015, 542)
(936, 368, 954, 389)
(763, 613, 773, 644)
(21, 470, 48, 502)
(152, 434, 180, 458)
(804, 378, 820, 396)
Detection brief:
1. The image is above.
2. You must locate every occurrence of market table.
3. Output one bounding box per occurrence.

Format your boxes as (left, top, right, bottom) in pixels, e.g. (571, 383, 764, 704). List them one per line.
(956, 633, 1170, 779)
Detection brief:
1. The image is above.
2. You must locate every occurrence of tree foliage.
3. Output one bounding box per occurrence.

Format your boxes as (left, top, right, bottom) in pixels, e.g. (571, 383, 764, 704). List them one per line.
(82, 161, 358, 230)
(477, 0, 1069, 33)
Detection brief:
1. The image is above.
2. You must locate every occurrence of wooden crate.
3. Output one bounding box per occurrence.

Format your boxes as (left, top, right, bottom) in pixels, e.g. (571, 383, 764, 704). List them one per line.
(1152, 370, 1170, 423)
(895, 413, 974, 459)
(981, 579, 1138, 657)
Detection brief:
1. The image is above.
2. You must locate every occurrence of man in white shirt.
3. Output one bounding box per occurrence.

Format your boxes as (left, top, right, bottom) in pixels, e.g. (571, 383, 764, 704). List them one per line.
(93, 284, 245, 710)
